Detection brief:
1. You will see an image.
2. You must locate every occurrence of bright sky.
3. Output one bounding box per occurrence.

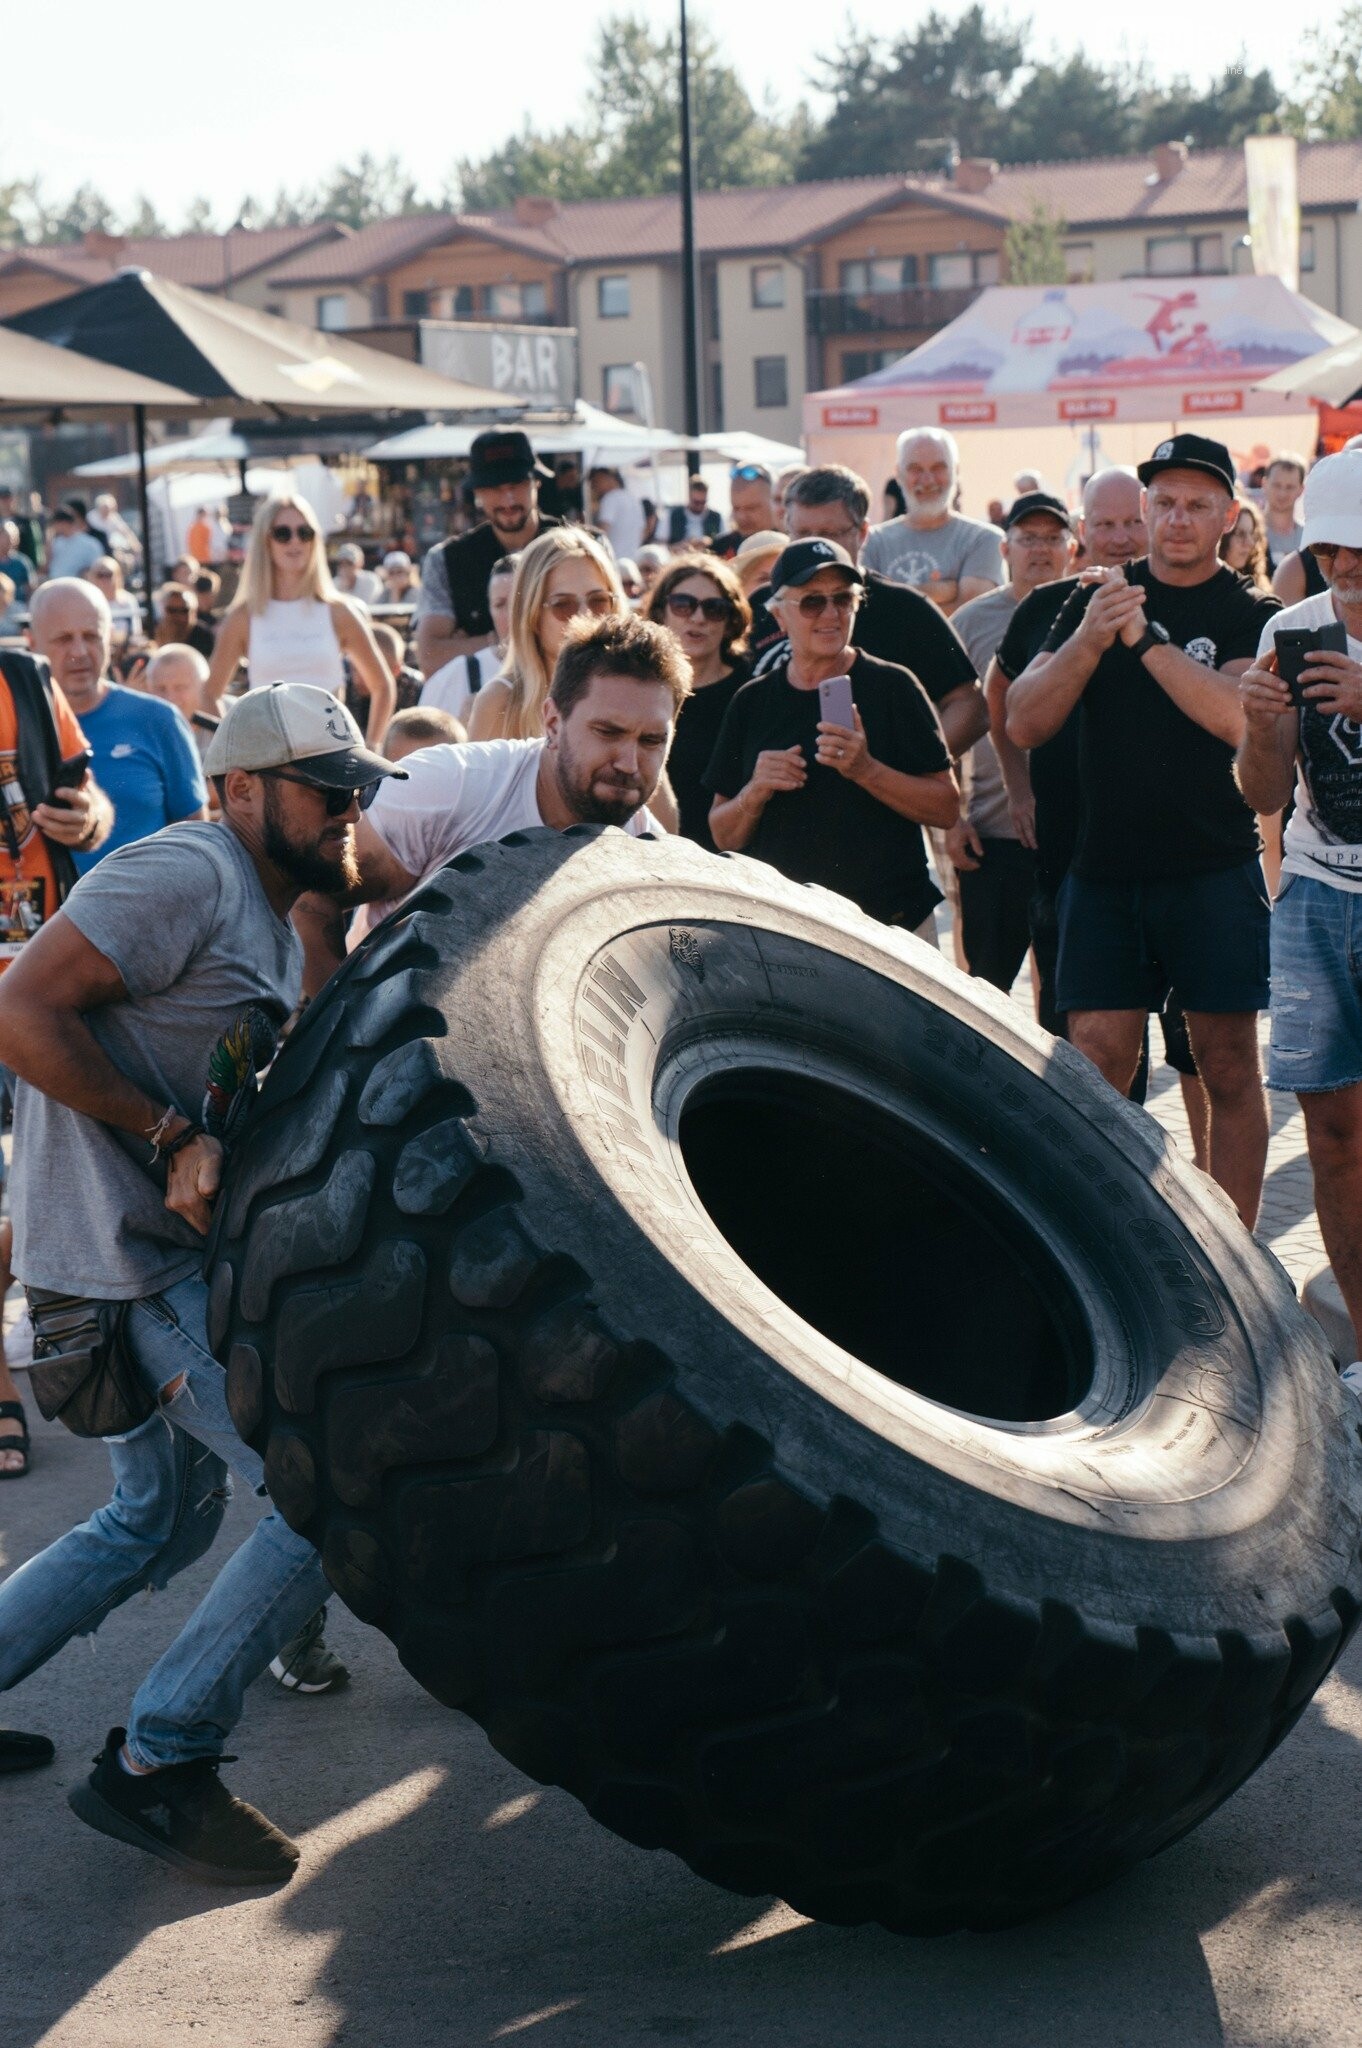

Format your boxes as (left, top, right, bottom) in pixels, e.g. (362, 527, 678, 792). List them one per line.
(10, 0, 1305, 224)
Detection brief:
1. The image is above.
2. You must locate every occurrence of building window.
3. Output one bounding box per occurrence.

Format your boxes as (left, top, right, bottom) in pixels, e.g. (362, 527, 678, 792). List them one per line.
(840, 257, 919, 293)
(264, 302, 284, 318)
(452, 284, 475, 318)
(1146, 233, 1225, 276)
(598, 273, 630, 319)
(1301, 224, 1316, 272)
(486, 283, 523, 319)
(603, 364, 637, 414)
(1063, 243, 1095, 283)
(316, 294, 348, 330)
(401, 290, 429, 319)
(927, 250, 997, 288)
(369, 282, 390, 320)
(751, 263, 786, 308)
(974, 250, 1001, 286)
(841, 348, 901, 381)
(754, 355, 788, 409)
(711, 360, 724, 429)
(1232, 236, 1253, 274)
(522, 280, 549, 318)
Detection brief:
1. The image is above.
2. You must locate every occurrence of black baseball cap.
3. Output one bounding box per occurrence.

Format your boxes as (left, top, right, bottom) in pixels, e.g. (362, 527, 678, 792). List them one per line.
(1004, 490, 1072, 531)
(768, 537, 865, 596)
(1137, 433, 1236, 494)
(467, 429, 551, 490)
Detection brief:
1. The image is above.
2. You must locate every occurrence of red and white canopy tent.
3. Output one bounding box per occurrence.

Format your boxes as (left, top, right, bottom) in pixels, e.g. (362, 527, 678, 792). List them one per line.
(804, 277, 1355, 512)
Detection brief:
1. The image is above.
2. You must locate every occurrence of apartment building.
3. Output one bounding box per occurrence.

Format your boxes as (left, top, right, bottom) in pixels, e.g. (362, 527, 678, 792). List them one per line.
(1, 138, 1357, 437)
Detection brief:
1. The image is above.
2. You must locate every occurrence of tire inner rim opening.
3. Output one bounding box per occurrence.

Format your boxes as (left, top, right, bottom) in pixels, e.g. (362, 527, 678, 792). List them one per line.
(678, 1068, 1094, 1426)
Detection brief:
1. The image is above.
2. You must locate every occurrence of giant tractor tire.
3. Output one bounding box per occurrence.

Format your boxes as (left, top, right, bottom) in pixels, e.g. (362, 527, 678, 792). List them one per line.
(206, 827, 1362, 1934)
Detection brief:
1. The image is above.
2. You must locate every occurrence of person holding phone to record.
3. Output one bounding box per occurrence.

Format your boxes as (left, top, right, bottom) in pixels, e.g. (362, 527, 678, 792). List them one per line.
(705, 538, 959, 940)
(1238, 449, 1362, 1381)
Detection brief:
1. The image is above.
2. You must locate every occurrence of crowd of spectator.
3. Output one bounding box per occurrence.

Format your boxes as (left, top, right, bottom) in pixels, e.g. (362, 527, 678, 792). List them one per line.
(4, 406, 1362, 1892)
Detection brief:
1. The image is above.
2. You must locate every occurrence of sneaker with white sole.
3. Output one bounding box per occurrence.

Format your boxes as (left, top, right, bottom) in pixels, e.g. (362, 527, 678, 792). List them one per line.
(268, 1606, 349, 1694)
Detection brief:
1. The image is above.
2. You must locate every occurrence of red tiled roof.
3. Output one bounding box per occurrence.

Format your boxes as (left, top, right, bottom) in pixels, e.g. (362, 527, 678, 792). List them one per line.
(987, 138, 1362, 227)
(0, 221, 339, 293)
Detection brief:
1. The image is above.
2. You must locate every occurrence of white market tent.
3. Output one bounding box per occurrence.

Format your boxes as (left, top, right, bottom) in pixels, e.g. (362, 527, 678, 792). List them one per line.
(365, 406, 804, 470)
(805, 277, 1354, 511)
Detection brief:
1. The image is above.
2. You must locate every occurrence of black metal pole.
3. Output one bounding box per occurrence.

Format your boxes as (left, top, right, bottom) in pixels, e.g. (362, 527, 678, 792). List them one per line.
(133, 404, 154, 626)
(678, 0, 702, 473)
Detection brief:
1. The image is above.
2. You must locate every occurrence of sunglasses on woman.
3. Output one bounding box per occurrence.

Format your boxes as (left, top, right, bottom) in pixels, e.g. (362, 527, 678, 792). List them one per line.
(666, 591, 729, 622)
(260, 769, 378, 814)
(270, 522, 315, 544)
(793, 589, 857, 617)
(545, 590, 616, 622)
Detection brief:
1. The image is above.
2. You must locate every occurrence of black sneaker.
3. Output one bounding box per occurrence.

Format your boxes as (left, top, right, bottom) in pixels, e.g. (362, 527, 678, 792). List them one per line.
(269, 1606, 350, 1695)
(0, 1728, 54, 1774)
(68, 1727, 299, 1885)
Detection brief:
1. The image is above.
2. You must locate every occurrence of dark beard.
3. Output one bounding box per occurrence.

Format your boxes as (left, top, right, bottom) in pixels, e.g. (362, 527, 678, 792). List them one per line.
(262, 787, 361, 894)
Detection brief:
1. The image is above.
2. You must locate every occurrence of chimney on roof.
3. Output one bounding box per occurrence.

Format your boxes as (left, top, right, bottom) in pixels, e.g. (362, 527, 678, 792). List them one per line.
(1152, 140, 1190, 184)
(953, 158, 999, 195)
(513, 195, 559, 228)
(82, 230, 126, 262)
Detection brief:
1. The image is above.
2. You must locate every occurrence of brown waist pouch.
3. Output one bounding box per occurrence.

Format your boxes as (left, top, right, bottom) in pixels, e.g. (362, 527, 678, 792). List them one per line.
(26, 1287, 153, 1439)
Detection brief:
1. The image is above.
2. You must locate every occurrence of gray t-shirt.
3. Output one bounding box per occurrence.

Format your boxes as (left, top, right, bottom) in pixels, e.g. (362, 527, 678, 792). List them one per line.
(951, 584, 1019, 840)
(12, 821, 302, 1301)
(861, 514, 1003, 603)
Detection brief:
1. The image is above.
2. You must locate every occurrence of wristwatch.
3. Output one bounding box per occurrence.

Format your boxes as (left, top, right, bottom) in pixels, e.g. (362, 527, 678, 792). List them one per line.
(1130, 621, 1171, 662)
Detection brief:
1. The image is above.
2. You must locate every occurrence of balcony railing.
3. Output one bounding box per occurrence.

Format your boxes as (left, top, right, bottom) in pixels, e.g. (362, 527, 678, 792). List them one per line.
(805, 284, 984, 337)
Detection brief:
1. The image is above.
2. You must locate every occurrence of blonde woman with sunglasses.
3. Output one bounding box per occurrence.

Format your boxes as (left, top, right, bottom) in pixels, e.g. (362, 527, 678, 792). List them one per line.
(202, 494, 395, 744)
(466, 527, 627, 744)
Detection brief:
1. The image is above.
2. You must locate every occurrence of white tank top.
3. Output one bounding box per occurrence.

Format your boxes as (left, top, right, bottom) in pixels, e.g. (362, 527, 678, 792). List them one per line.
(246, 598, 344, 691)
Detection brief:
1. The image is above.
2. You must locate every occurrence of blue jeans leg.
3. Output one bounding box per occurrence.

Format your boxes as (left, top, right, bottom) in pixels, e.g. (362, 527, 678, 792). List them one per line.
(0, 1412, 229, 1691)
(117, 1275, 329, 1768)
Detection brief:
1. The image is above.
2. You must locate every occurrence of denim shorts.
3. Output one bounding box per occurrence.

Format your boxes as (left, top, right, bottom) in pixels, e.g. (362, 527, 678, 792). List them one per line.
(1268, 871, 1362, 1094)
(1055, 859, 1270, 1017)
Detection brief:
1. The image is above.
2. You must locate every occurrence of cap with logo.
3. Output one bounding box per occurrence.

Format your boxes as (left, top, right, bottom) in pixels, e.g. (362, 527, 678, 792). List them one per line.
(1137, 433, 1236, 494)
(1003, 489, 1073, 531)
(1301, 450, 1362, 552)
(768, 537, 866, 596)
(202, 683, 405, 791)
(467, 429, 552, 491)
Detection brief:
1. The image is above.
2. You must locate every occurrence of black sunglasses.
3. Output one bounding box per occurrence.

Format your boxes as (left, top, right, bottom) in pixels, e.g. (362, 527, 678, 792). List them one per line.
(666, 591, 729, 622)
(270, 522, 315, 544)
(260, 768, 378, 814)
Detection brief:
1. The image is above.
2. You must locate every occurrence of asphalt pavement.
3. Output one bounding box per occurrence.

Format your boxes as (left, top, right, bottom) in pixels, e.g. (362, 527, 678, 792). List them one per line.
(3, 988, 1356, 2048)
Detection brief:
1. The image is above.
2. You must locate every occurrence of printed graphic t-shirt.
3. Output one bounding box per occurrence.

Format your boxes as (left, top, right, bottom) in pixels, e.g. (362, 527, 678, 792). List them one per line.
(1257, 592, 1362, 891)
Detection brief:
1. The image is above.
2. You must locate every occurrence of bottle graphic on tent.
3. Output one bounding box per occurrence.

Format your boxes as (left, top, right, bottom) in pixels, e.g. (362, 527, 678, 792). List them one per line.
(997, 288, 1078, 390)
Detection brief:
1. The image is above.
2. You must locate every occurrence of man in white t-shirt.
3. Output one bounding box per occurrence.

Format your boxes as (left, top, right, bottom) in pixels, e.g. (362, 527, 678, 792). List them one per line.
(588, 467, 646, 564)
(420, 552, 516, 724)
(1237, 449, 1362, 1375)
(295, 610, 685, 991)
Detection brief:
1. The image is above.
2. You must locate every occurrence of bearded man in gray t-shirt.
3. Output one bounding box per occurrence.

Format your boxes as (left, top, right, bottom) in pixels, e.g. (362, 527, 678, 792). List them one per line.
(861, 427, 1003, 617)
(0, 683, 402, 1886)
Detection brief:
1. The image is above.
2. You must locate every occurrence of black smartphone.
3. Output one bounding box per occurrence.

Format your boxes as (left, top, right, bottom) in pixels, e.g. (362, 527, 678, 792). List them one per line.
(44, 749, 92, 808)
(1276, 621, 1347, 709)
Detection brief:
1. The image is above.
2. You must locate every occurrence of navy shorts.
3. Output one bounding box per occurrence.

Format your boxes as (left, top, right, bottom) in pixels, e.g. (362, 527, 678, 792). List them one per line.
(1055, 859, 1270, 1017)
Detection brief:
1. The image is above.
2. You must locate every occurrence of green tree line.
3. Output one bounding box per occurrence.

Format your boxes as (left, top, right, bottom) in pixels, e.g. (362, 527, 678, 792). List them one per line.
(3, 6, 1359, 245)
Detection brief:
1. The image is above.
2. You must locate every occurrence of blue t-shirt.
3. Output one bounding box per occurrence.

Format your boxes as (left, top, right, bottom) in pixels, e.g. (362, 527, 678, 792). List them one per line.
(75, 684, 206, 872)
(0, 552, 31, 600)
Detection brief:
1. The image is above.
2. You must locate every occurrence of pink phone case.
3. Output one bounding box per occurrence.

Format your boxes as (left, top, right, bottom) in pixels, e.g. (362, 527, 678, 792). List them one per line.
(818, 674, 855, 731)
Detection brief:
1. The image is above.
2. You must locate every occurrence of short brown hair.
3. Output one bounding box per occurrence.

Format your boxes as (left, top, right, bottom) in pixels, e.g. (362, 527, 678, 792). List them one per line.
(645, 555, 750, 664)
(383, 706, 465, 757)
(370, 620, 405, 664)
(550, 611, 691, 720)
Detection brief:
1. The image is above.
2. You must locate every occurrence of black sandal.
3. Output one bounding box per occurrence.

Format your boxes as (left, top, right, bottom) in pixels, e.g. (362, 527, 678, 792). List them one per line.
(0, 1398, 31, 1479)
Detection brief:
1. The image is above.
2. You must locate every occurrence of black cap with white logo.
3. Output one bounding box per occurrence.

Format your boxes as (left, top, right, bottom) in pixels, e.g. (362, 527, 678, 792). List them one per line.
(1137, 433, 1236, 494)
(768, 537, 866, 596)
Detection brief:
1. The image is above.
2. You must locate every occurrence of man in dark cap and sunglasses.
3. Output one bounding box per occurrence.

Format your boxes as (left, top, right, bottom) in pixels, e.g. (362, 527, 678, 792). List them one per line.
(706, 539, 959, 936)
(0, 684, 404, 1882)
(414, 428, 560, 678)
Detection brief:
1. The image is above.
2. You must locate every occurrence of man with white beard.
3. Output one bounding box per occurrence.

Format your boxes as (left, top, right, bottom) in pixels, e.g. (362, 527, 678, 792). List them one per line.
(861, 428, 1003, 616)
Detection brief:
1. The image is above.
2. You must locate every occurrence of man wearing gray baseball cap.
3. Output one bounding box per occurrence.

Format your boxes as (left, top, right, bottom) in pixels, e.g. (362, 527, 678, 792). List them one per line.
(0, 684, 402, 1883)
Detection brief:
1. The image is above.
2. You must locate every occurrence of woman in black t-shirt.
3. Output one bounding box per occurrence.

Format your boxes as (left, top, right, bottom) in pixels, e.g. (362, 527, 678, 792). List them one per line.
(646, 557, 751, 849)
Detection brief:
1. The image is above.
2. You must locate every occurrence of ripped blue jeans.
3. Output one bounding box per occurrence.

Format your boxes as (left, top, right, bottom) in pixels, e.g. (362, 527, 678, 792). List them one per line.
(0, 1273, 328, 1768)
